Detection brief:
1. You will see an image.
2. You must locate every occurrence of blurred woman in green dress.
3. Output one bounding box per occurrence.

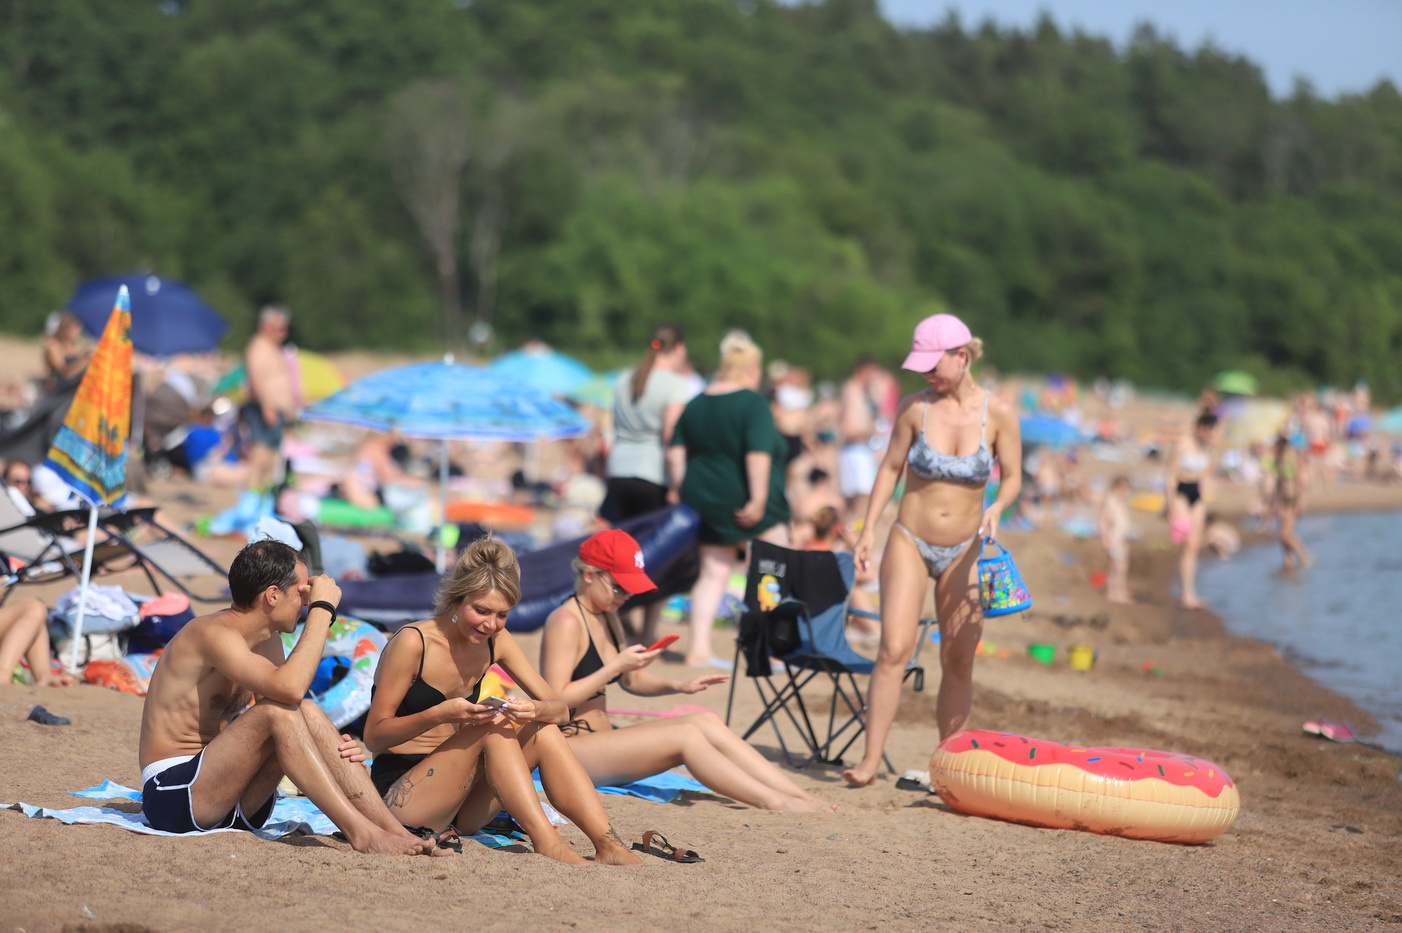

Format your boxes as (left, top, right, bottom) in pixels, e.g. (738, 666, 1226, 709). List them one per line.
(666, 332, 790, 668)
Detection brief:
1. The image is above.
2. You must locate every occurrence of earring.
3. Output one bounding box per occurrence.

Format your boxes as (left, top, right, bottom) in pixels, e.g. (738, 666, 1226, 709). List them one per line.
(450, 613, 458, 625)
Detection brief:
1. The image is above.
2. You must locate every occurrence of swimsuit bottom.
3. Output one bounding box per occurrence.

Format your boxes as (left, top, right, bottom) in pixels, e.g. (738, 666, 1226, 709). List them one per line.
(1175, 481, 1202, 508)
(894, 524, 974, 579)
(141, 750, 275, 834)
(371, 751, 428, 799)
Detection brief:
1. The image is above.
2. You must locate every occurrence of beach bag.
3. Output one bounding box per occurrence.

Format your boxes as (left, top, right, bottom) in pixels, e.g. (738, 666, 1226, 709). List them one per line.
(54, 632, 128, 671)
(738, 599, 805, 677)
(51, 584, 142, 636)
(128, 593, 195, 652)
(977, 537, 1032, 617)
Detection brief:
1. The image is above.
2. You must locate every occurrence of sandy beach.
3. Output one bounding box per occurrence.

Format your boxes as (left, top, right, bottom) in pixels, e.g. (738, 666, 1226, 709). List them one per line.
(2, 340, 1401, 932)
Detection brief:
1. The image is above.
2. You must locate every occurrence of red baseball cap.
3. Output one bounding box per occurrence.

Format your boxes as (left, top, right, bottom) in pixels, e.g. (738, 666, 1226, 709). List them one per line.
(901, 313, 972, 372)
(578, 529, 657, 594)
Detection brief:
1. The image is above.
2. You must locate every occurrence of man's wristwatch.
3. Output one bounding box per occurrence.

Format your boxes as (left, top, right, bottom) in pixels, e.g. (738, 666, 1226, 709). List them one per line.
(308, 600, 338, 624)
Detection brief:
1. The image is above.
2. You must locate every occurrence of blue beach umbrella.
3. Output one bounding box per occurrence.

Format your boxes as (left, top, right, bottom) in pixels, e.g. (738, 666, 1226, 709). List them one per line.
(302, 359, 591, 570)
(301, 360, 590, 442)
(488, 345, 594, 396)
(67, 273, 228, 357)
(1018, 415, 1086, 450)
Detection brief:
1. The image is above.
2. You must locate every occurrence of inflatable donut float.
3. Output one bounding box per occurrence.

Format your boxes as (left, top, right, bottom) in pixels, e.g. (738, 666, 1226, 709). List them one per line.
(929, 729, 1239, 844)
(280, 618, 387, 728)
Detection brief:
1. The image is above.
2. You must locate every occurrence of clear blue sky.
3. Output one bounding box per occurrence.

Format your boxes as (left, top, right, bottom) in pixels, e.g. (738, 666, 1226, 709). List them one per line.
(877, 0, 1402, 99)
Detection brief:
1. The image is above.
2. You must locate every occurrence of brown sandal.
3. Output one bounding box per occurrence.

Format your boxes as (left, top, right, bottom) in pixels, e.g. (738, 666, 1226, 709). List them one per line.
(632, 830, 704, 863)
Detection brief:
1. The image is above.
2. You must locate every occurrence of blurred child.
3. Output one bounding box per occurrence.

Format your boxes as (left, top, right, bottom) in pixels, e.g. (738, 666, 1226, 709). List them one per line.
(794, 505, 881, 644)
(1097, 475, 1134, 604)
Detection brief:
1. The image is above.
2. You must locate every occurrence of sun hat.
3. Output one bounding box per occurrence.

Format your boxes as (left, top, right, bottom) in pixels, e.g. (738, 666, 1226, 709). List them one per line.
(579, 529, 657, 594)
(901, 313, 972, 372)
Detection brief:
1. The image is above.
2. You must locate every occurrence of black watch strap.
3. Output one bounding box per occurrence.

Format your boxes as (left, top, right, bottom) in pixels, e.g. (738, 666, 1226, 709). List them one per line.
(308, 600, 338, 624)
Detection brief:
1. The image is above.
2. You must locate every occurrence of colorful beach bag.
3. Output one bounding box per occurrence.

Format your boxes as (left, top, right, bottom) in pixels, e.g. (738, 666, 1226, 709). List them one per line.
(978, 536, 1031, 617)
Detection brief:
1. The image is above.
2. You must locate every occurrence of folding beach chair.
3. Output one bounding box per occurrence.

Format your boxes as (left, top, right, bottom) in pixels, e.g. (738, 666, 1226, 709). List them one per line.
(724, 540, 935, 772)
(0, 493, 227, 604)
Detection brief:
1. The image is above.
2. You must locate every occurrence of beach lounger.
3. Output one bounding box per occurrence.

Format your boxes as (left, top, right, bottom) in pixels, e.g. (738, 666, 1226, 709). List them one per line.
(0, 494, 227, 604)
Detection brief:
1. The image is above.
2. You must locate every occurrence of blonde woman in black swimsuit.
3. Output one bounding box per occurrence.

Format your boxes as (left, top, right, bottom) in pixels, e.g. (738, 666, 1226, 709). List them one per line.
(843, 314, 1022, 787)
(363, 536, 641, 865)
(539, 530, 834, 811)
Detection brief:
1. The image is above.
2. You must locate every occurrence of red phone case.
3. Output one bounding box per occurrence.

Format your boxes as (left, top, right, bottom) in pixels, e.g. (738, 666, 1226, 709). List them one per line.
(646, 634, 681, 652)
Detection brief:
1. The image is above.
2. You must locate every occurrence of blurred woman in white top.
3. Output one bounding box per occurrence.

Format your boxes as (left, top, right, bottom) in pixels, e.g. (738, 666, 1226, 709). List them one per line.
(603, 324, 693, 645)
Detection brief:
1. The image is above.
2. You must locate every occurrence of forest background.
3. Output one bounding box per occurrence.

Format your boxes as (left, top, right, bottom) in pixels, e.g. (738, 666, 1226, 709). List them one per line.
(2, 0, 1400, 399)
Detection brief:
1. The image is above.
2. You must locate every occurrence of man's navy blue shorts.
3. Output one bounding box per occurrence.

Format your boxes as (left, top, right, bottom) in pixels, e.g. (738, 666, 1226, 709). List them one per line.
(141, 750, 276, 834)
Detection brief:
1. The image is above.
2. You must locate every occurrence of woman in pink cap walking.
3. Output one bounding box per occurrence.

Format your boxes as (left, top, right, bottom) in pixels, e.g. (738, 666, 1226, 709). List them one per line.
(842, 314, 1022, 787)
(539, 529, 834, 811)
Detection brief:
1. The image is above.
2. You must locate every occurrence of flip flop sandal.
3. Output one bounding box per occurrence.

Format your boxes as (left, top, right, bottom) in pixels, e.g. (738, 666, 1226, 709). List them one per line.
(1320, 721, 1358, 743)
(27, 705, 71, 726)
(406, 824, 464, 854)
(632, 830, 704, 863)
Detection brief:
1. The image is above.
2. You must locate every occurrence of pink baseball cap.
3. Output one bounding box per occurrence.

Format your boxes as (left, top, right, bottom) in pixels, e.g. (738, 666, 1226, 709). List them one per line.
(901, 314, 972, 372)
(578, 529, 657, 594)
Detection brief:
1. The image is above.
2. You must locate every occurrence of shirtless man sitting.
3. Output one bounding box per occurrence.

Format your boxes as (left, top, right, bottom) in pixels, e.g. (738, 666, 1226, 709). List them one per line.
(138, 539, 430, 855)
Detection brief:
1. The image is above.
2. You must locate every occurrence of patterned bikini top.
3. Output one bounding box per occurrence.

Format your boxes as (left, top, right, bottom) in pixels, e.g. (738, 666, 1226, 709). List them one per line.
(907, 391, 993, 486)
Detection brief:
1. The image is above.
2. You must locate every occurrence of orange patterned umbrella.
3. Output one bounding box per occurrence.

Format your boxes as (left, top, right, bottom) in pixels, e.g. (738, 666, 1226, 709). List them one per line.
(44, 286, 132, 507)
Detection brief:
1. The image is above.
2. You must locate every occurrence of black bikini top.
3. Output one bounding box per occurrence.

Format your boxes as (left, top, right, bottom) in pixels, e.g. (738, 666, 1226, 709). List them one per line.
(569, 596, 621, 702)
(372, 625, 494, 718)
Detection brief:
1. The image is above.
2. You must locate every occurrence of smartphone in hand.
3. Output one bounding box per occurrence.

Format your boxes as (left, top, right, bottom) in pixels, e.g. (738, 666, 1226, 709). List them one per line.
(645, 634, 681, 653)
(480, 696, 511, 710)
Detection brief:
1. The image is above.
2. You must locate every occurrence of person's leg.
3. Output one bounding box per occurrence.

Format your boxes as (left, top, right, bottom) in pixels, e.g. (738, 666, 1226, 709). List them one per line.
(0, 598, 67, 685)
(1179, 502, 1208, 609)
(568, 714, 831, 811)
(683, 544, 738, 667)
(293, 701, 428, 837)
(193, 700, 425, 855)
(1279, 506, 1311, 569)
(519, 722, 641, 865)
(474, 722, 590, 864)
(842, 531, 928, 786)
(1107, 554, 1133, 604)
(380, 733, 489, 838)
(931, 546, 984, 739)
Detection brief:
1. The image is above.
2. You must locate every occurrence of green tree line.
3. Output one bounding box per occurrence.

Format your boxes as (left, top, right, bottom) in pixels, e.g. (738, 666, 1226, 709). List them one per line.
(2, 0, 1399, 398)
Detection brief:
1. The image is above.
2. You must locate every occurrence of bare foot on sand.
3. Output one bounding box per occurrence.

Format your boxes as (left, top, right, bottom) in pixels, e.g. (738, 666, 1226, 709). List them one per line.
(355, 826, 434, 855)
(593, 840, 644, 866)
(532, 837, 591, 865)
(769, 794, 837, 812)
(842, 766, 876, 787)
(1180, 597, 1206, 611)
(39, 673, 75, 687)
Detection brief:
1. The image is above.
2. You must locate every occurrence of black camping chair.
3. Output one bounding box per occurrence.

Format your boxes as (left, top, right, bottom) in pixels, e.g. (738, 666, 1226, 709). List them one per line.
(725, 540, 934, 772)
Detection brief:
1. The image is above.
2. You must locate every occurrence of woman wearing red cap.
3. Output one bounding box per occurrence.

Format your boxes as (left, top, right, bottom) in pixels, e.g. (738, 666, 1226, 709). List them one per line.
(539, 529, 834, 811)
(363, 535, 642, 864)
(842, 314, 1022, 787)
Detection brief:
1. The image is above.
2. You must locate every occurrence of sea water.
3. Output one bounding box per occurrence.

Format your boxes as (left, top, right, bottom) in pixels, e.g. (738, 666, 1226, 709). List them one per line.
(1198, 509, 1402, 754)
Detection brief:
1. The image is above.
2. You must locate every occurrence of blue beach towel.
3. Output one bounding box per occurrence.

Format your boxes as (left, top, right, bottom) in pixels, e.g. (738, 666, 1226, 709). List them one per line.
(3, 781, 547, 849)
(4, 769, 709, 847)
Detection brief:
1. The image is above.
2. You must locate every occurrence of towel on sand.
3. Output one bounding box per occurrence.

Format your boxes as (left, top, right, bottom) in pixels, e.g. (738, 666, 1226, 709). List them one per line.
(4, 769, 709, 848)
